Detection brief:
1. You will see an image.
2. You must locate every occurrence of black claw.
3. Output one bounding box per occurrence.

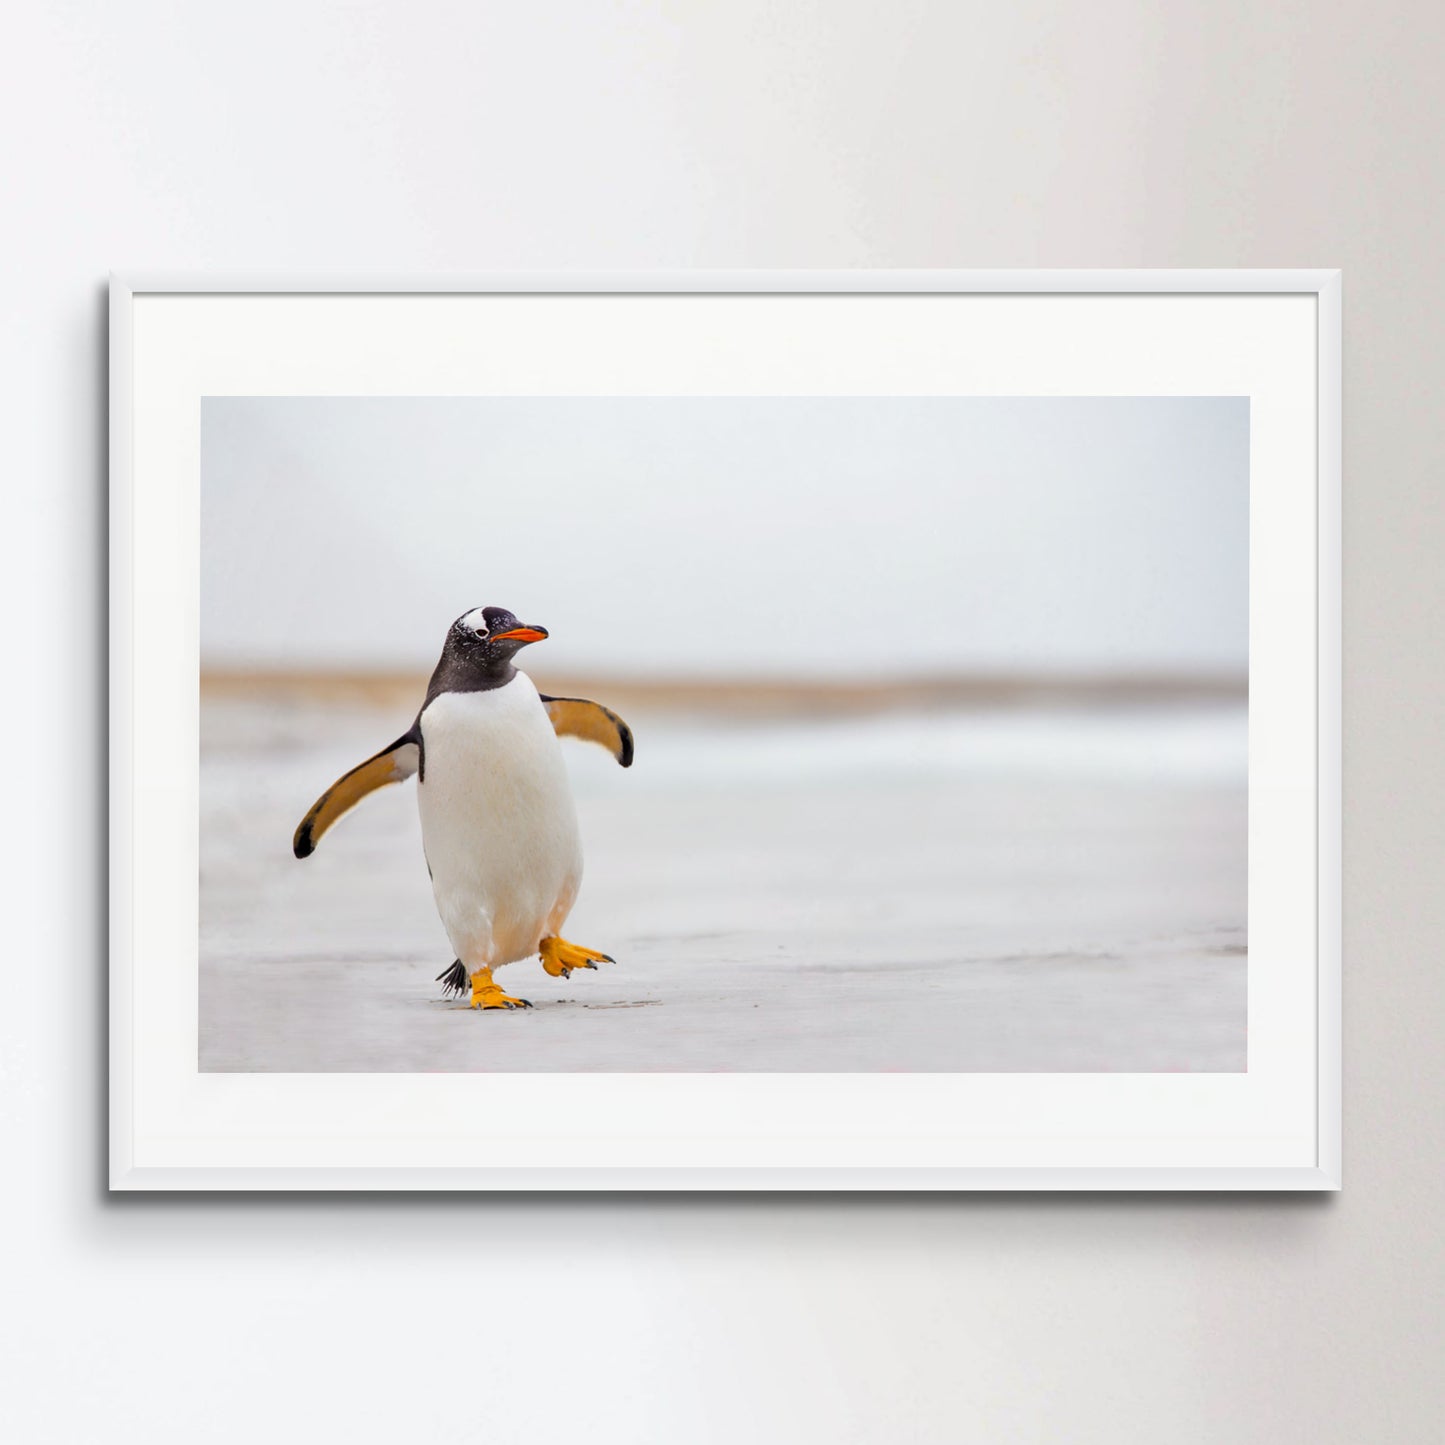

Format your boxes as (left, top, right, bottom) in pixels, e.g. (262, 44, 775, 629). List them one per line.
(600, 954, 615, 964)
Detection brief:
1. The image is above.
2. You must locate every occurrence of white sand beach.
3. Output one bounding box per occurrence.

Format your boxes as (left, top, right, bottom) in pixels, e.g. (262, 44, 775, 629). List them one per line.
(200, 693, 1246, 1073)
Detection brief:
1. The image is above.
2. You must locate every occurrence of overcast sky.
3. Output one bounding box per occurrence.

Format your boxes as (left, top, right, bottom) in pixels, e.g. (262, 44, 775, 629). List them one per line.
(201, 395, 1247, 679)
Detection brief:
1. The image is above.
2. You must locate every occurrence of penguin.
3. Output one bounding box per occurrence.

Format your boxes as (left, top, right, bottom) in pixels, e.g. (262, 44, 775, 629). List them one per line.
(292, 606, 633, 1009)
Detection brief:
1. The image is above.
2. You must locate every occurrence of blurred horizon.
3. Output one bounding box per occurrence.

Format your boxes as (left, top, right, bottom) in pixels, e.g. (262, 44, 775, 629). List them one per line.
(199, 663, 1247, 720)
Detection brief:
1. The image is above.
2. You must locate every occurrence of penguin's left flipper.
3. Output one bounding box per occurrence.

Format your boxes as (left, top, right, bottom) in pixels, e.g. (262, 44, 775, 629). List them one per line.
(540, 696, 634, 767)
(292, 731, 420, 858)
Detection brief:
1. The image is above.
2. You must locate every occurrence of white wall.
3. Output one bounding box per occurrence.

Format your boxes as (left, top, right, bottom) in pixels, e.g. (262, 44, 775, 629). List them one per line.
(8, 2, 1441, 1441)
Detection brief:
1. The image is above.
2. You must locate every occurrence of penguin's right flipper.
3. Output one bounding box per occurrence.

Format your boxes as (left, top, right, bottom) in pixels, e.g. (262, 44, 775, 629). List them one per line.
(540, 696, 634, 767)
(292, 732, 420, 858)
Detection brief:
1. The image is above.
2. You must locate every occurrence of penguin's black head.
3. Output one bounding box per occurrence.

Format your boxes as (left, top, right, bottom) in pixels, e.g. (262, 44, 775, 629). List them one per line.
(451, 606, 548, 668)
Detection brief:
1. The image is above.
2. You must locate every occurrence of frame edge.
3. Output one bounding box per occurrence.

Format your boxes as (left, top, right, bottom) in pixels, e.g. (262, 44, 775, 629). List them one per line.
(108, 276, 136, 1189)
(108, 272, 1342, 1191)
(109, 268, 1344, 297)
(1316, 270, 1344, 1190)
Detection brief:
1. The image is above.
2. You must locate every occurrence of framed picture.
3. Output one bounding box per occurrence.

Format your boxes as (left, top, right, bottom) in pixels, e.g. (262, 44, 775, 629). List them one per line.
(110, 271, 1340, 1190)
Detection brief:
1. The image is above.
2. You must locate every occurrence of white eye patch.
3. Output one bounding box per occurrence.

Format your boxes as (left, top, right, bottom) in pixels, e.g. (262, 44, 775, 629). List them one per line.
(459, 607, 489, 636)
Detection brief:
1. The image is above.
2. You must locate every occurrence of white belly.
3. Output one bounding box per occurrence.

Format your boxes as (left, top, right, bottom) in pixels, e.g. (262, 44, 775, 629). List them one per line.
(417, 673, 582, 969)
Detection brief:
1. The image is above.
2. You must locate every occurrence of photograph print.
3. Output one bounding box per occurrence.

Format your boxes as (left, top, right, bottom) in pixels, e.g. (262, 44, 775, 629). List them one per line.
(200, 394, 1247, 1074)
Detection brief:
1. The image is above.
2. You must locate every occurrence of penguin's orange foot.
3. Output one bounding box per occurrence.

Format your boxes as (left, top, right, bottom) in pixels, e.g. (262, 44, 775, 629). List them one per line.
(540, 936, 616, 979)
(468, 968, 532, 1010)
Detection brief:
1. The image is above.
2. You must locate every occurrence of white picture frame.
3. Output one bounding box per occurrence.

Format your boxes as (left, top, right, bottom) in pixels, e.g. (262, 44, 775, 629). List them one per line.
(110, 271, 1341, 1191)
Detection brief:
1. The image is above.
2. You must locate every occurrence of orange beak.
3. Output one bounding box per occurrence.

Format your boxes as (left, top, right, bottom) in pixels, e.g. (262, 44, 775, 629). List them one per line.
(492, 625, 548, 643)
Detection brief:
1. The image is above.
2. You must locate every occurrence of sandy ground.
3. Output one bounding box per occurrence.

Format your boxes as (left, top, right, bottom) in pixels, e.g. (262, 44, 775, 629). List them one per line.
(200, 695, 1247, 1072)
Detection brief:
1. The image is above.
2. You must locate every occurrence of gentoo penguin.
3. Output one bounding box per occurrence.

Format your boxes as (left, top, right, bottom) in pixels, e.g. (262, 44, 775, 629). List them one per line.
(292, 606, 633, 1009)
